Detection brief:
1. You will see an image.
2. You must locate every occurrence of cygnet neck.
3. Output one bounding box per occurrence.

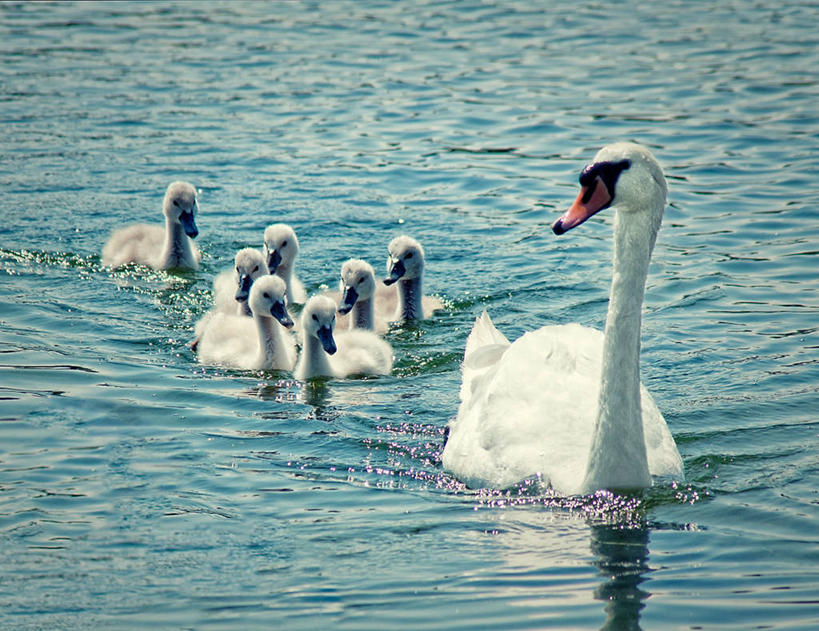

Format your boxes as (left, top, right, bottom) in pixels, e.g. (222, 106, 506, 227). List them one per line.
(161, 215, 195, 269)
(273, 262, 296, 303)
(237, 299, 252, 317)
(397, 276, 423, 320)
(351, 296, 374, 330)
(254, 313, 289, 370)
(301, 331, 334, 378)
(581, 209, 657, 493)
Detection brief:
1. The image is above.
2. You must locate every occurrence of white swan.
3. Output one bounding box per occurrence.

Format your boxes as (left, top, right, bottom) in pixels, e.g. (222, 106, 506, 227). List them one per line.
(442, 143, 684, 495)
(335, 259, 392, 334)
(197, 275, 296, 371)
(102, 181, 200, 270)
(295, 295, 394, 380)
(263, 223, 307, 304)
(383, 235, 443, 321)
(190, 248, 270, 351)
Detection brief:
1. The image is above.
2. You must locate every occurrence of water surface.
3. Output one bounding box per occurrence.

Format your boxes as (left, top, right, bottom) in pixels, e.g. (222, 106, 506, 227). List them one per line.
(1, 1, 818, 629)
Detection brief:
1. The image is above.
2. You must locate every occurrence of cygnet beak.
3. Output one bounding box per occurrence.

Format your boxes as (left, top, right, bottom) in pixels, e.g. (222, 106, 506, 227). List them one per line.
(266, 249, 282, 274)
(270, 300, 294, 328)
(337, 286, 358, 315)
(316, 325, 336, 354)
(180, 210, 198, 239)
(235, 274, 252, 301)
(383, 258, 405, 286)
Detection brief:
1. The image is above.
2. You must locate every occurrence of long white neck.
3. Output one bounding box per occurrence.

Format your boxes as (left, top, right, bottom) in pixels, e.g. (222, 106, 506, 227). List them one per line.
(160, 215, 195, 270)
(582, 210, 657, 493)
(254, 314, 289, 370)
(299, 333, 334, 379)
(396, 276, 423, 320)
(274, 263, 296, 304)
(351, 296, 374, 330)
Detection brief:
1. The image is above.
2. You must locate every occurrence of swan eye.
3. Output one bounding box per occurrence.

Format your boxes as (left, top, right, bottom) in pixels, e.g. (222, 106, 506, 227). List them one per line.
(312, 314, 318, 322)
(173, 200, 181, 208)
(253, 265, 259, 273)
(281, 240, 288, 248)
(405, 252, 413, 259)
(358, 277, 364, 284)
(263, 292, 270, 299)
(236, 266, 240, 273)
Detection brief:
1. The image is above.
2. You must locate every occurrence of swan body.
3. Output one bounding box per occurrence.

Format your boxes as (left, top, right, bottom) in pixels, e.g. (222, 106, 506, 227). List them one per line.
(335, 259, 393, 334)
(264, 223, 307, 304)
(442, 143, 684, 495)
(383, 236, 443, 321)
(295, 295, 393, 380)
(102, 181, 200, 270)
(197, 275, 296, 371)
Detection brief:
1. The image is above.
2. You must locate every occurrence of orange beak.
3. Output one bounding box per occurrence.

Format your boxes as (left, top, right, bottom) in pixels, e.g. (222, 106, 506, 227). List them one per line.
(552, 177, 612, 235)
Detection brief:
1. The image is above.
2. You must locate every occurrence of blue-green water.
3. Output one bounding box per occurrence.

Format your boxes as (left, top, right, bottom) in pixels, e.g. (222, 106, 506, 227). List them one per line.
(1, 1, 817, 629)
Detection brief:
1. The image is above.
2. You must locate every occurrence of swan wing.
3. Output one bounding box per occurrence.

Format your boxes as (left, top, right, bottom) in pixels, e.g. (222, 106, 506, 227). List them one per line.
(444, 323, 603, 494)
(197, 312, 258, 369)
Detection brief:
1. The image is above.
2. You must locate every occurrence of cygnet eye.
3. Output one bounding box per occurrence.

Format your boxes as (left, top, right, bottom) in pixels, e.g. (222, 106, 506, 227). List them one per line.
(357, 277, 364, 284)
(281, 240, 288, 248)
(263, 292, 270, 299)
(312, 314, 318, 322)
(236, 266, 240, 273)
(252, 265, 259, 273)
(405, 252, 414, 259)
(173, 200, 181, 208)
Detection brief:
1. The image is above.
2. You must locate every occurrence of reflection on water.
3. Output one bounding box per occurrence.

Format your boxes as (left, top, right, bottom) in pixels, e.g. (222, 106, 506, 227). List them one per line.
(590, 522, 651, 631)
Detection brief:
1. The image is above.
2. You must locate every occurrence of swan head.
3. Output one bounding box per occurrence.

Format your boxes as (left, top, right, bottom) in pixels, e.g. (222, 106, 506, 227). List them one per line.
(337, 259, 376, 315)
(163, 181, 199, 238)
(233, 248, 267, 302)
(263, 223, 300, 274)
(552, 143, 666, 236)
(301, 295, 337, 355)
(248, 275, 294, 328)
(383, 235, 425, 285)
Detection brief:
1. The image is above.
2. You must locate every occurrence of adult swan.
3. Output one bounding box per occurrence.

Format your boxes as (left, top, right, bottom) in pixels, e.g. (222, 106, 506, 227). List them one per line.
(442, 143, 684, 495)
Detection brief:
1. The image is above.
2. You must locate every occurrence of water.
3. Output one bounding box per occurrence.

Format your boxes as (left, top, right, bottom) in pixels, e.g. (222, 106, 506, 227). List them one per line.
(1, 1, 817, 628)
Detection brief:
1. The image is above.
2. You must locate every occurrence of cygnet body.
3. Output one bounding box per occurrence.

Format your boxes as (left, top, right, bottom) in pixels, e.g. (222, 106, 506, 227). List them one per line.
(263, 223, 307, 304)
(102, 181, 200, 270)
(295, 295, 393, 380)
(197, 275, 296, 371)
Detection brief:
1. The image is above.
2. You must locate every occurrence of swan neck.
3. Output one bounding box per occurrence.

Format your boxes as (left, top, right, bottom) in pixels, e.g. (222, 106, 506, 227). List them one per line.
(161, 215, 194, 269)
(254, 314, 286, 368)
(301, 332, 333, 378)
(352, 296, 374, 330)
(397, 276, 423, 320)
(274, 263, 295, 301)
(583, 210, 655, 492)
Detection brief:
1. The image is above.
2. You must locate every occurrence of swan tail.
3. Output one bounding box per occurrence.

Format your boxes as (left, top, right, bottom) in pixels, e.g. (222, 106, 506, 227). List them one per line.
(464, 310, 509, 360)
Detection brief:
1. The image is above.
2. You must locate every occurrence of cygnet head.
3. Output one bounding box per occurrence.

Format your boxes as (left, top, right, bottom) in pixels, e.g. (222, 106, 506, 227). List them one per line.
(248, 275, 294, 328)
(163, 181, 199, 238)
(384, 235, 425, 286)
(234, 248, 267, 302)
(552, 142, 666, 236)
(263, 223, 300, 274)
(301, 295, 338, 355)
(337, 259, 376, 315)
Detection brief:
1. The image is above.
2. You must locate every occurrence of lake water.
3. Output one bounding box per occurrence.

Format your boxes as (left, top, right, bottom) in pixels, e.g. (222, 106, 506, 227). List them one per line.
(1, 1, 817, 629)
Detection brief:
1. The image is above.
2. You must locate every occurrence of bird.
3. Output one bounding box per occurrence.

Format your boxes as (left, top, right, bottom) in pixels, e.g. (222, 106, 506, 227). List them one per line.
(189, 248, 269, 352)
(295, 295, 393, 380)
(335, 258, 392, 334)
(102, 181, 200, 270)
(196, 275, 296, 371)
(382, 235, 443, 321)
(263, 223, 307, 304)
(442, 142, 684, 496)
